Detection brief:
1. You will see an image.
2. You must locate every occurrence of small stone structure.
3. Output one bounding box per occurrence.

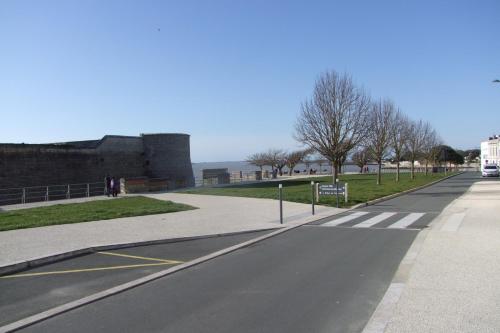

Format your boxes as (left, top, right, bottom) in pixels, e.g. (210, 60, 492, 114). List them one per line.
(202, 168, 231, 185)
(0, 133, 195, 191)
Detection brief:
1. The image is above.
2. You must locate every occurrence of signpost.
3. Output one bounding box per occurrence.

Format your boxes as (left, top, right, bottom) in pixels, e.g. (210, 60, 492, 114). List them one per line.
(311, 181, 315, 215)
(278, 183, 283, 224)
(317, 182, 348, 208)
(318, 184, 344, 195)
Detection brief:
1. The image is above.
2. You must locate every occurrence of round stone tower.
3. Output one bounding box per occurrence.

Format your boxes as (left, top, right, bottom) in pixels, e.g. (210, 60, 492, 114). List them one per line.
(142, 133, 195, 189)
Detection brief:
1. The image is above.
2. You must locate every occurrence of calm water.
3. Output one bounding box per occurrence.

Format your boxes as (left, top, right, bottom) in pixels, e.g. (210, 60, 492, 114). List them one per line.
(191, 161, 378, 180)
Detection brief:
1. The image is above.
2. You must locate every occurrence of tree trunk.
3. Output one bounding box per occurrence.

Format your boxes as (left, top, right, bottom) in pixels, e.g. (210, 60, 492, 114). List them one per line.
(332, 161, 338, 184)
(411, 160, 415, 180)
(425, 161, 428, 175)
(396, 161, 400, 182)
(377, 161, 382, 185)
(335, 156, 343, 176)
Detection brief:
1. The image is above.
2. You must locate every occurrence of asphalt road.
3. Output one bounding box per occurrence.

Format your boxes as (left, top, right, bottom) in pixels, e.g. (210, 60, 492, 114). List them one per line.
(13, 172, 481, 332)
(361, 172, 479, 213)
(0, 230, 272, 327)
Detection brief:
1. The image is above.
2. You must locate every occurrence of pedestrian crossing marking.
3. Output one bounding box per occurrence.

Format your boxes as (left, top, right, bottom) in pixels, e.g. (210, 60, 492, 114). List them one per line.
(321, 211, 370, 227)
(352, 212, 397, 228)
(319, 211, 427, 229)
(388, 213, 425, 229)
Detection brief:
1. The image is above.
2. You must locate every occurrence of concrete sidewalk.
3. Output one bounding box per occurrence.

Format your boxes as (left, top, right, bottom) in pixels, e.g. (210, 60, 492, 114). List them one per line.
(378, 180, 500, 332)
(0, 193, 342, 269)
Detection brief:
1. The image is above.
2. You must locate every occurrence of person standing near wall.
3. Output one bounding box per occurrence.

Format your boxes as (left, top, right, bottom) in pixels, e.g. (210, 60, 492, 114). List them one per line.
(113, 177, 120, 197)
(105, 175, 111, 196)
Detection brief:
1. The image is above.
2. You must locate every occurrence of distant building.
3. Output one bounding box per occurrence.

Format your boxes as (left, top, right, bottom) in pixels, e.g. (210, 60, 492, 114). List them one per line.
(480, 135, 499, 170)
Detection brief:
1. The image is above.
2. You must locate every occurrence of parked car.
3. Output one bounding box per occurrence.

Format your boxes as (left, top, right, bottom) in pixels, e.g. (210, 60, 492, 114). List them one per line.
(482, 165, 499, 177)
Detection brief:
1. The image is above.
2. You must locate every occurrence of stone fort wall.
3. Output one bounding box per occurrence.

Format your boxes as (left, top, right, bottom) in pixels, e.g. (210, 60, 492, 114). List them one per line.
(0, 133, 195, 190)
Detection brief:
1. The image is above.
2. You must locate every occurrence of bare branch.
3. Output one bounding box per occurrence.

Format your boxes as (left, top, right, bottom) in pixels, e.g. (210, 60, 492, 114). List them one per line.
(389, 108, 410, 181)
(285, 149, 310, 175)
(295, 70, 371, 182)
(366, 99, 395, 184)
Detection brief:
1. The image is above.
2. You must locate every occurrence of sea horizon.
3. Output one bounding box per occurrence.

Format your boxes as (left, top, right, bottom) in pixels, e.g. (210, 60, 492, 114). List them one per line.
(191, 160, 378, 180)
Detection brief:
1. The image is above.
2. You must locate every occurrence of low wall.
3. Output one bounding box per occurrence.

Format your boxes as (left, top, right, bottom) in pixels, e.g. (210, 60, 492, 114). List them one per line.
(121, 177, 169, 194)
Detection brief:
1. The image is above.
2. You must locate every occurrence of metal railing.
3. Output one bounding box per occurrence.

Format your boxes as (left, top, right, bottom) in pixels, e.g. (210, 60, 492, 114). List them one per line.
(192, 166, 468, 188)
(0, 182, 106, 206)
(194, 170, 277, 187)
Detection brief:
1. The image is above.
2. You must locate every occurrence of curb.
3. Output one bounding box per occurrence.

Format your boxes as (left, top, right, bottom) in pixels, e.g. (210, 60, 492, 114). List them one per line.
(0, 228, 281, 277)
(349, 172, 464, 209)
(0, 212, 334, 333)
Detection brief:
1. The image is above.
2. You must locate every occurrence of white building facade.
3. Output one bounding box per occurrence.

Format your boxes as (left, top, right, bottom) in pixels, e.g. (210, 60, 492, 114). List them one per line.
(480, 136, 499, 171)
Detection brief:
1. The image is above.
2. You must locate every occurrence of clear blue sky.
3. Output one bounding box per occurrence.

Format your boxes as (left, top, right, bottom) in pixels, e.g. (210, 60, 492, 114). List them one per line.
(1, 0, 499, 162)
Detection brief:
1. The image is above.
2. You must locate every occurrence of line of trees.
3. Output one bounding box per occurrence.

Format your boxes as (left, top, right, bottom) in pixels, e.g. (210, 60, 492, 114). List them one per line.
(246, 70, 469, 185)
(246, 149, 313, 176)
(294, 70, 456, 185)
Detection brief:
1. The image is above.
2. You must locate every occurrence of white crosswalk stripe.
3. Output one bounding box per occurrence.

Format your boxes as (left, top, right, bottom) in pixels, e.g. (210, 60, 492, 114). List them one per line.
(387, 213, 425, 229)
(319, 211, 427, 229)
(352, 212, 397, 228)
(321, 211, 370, 227)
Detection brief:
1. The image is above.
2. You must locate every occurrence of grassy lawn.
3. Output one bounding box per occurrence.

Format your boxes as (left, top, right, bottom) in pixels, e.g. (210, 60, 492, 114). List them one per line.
(181, 172, 456, 207)
(0, 196, 197, 232)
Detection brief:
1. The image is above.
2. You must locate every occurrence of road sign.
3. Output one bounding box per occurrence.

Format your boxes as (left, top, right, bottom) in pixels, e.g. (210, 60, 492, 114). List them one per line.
(318, 184, 345, 195)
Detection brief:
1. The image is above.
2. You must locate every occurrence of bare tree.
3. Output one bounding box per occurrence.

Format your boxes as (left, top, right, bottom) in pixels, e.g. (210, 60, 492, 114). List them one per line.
(366, 99, 394, 185)
(351, 147, 371, 173)
(422, 127, 441, 175)
(275, 155, 288, 176)
(246, 152, 268, 172)
(390, 109, 409, 182)
(405, 119, 431, 180)
(285, 149, 309, 175)
(295, 70, 371, 184)
(263, 149, 287, 176)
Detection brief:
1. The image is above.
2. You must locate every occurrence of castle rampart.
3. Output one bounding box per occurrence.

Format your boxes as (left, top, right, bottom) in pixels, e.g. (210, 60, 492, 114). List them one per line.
(0, 133, 195, 190)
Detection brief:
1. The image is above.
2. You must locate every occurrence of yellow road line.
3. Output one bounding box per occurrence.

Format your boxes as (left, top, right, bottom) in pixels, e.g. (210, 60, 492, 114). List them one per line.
(97, 251, 183, 264)
(0, 262, 179, 279)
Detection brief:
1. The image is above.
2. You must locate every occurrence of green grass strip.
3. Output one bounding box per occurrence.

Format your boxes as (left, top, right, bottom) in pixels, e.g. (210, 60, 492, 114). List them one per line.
(0, 196, 197, 232)
(181, 172, 456, 208)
